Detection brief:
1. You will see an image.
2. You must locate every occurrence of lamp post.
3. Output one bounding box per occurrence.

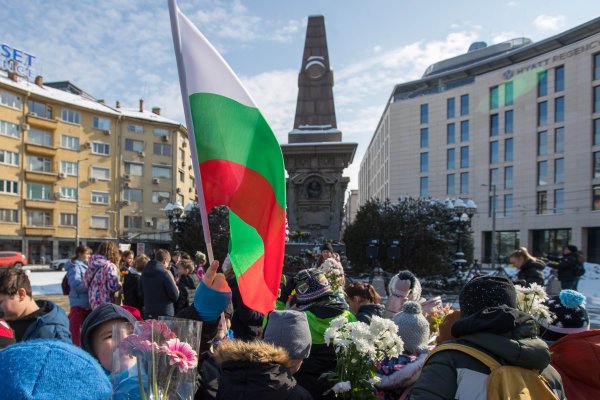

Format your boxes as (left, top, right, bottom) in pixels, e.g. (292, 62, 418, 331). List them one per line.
(162, 202, 185, 250)
(490, 184, 497, 270)
(445, 198, 477, 269)
(75, 158, 88, 247)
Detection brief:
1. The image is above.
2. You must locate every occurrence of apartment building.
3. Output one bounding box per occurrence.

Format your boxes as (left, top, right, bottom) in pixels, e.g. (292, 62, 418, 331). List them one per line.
(359, 18, 600, 263)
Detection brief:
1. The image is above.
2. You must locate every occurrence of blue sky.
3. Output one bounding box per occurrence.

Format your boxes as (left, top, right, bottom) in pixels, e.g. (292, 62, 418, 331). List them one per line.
(1, 1, 597, 191)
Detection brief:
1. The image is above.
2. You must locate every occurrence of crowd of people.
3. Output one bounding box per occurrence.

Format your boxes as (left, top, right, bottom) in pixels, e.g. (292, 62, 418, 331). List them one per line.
(0, 241, 597, 399)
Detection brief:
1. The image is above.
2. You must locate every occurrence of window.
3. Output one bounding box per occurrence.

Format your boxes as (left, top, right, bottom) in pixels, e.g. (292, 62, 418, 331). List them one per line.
(153, 143, 172, 156)
(0, 89, 22, 109)
(177, 194, 184, 205)
(124, 216, 143, 229)
(489, 86, 499, 109)
(447, 174, 455, 195)
(156, 217, 170, 231)
(61, 109, 80, 124)
(59, 187, 77, 201)
(128, 124, 144, 134)
(554, 158, 564, 183)
(505, 81, 514, 106)
(152, 165, 171, 179)
(447, 149, 455, 169)
(420, 104, 428, 124)
(26, 210, 51, 226)
(504, 110, 513, 134)
(538, 161, 548, 185)
(0, 209, 18, 223)
(188, 176, 195, 188)
(537, 191, 548, 214)
(555, 97, 564, 123)
(594, 186, 600, 210)
(504, 166, 513, 189)
(594, 86, 600, 114)
(555, 66, 564, 92)
(28, 129, 52, 147)
(460, 172, 469, 194)
(537, 131, 548, 155)
(490, 114, 499, 136)
(60, 161, 78, 176)
(0, 150, 19, 166)
(460, 146, 469, 168)
(26, 183, 52, 200)
(420, 128, 428, 148)
(447, 123, 455, 144)
(91, 191, 109, 204)
(490, 168, 499, 188)
(92, 142, 110, 155)
(124, 162, 143, 176)
(537, 70, 548, 97)
(460, 120, 469, 142)
(489, 141, 498, 164)
(504, 194, 513, 217)
(61, 135, 80, 150)
(0, 180, 18, 195)
(594, 151, 600, 179)
(460, 94, 469, 116)
(90, 167, 110, 180)
(91, 216, 109, 229)
(595, 119, 600, 146)
(154, 128, 169, 137)
(595, 53, 600, 81)
(179, 170, 185, 183)
(554, 189, 564, 214)
(0, 120, 20, 139)
(28, 99, 52, 119)
(555, 127, 565, 153)
(152, 191, 170, 204)
(538, 101, 547, 126)
(124, 188, 143, 202)
(505, 138, 513, 161)
(28, 156, 51, 172)
(125, 139, 144, 152)
(92, 116, 111, 130)
(60, 213, 77, 226)
(419, 153, 428, 173)
(419, 177, 428, 196)
(447, 98, 455, 119)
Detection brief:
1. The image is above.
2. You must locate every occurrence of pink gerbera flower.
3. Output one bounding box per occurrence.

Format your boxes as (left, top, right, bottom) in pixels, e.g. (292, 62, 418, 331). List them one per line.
(161, 338, 198, 373)
(138, 320, 177, 343)
(119, 334, 160, 356)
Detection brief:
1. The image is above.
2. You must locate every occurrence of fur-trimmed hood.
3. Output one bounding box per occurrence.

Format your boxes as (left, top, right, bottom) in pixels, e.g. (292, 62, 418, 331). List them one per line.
(214, 339, 292, 369)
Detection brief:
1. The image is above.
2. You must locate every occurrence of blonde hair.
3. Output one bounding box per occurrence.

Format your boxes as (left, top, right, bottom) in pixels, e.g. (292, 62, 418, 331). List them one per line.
(133, 254, 150, 272)
(510, 247, 536, 263)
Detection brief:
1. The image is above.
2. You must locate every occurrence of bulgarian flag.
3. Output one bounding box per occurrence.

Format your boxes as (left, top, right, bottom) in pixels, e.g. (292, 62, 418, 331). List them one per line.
(169, 0, 286, 314)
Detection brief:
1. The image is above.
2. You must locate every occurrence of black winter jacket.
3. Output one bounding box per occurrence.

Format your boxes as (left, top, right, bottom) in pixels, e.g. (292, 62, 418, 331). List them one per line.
(355, 303, 385, 324)
(228, 278, 264, 341)
(516, 259, 545, 286)
(122, 269, 143, 312)
(175, 274, 200, 314)
(140, 260, 179, 318)
(548, 252, 579, 281)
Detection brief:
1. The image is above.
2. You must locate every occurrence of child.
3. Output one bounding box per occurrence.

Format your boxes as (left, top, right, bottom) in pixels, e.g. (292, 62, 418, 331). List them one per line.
(345, 281, 384, 323)
(0, 268, 70, 342)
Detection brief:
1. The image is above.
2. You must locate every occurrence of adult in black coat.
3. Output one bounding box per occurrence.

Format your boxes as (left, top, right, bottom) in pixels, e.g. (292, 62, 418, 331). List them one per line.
(509, 247, 545, 287)
(547, 245, 582, 290)
(226, 268, 264, 341)
(140, 249, 179, 319)
(175, 259, 200, 314)
(122, 254, 149, 313)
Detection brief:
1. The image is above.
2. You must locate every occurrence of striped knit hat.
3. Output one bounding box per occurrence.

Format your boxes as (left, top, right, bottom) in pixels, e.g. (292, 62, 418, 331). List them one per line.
(294, 268, 332, 305)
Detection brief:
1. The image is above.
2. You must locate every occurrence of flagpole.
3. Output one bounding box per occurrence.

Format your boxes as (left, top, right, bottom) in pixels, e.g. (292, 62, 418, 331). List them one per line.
(168, 0, 214, 264)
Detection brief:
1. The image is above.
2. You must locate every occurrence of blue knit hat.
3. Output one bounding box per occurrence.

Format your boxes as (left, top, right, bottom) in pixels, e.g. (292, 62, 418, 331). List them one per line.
(0, 339, 112, 399)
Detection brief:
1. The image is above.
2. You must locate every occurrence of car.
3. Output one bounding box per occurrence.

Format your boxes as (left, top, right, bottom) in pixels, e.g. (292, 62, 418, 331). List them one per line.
(0, 251, 28, 268)
(50, 259, 71, 271)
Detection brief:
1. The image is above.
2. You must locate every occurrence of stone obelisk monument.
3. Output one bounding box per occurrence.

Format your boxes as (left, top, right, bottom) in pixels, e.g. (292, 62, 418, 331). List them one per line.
(281, 15, 357, 241)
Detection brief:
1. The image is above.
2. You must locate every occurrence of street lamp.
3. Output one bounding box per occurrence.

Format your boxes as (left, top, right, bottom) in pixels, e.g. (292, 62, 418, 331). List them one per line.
(75, 158, 89, 246)
(445, 197, 477, 256)
(162, 202, 185, 250)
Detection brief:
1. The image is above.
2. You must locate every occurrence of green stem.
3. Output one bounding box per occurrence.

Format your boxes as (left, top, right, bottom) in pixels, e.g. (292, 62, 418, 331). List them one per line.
(161, 365, 177, 398)
(136, 356, 147, 400)
(151, 331, 159, 398)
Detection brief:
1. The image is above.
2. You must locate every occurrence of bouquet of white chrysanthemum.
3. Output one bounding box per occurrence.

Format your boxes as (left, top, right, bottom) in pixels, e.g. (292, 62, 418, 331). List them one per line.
(515, 283, 554, 328)
(318, 258, 346, 294)
(322, 315, 404, 399)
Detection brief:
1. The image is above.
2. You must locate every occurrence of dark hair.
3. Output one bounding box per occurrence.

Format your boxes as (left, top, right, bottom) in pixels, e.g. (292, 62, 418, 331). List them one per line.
(96, 241, 120, 264)
(180, 251, 191, 260)
(155, 249, 171, 263)
(121, 250, 134, 259)
(133, 254, 150, 272)
(72, 245, 92, 262)
(345, 281, 381, 304)
(179, 259, 195, 274)
(0, 268, 32, 297)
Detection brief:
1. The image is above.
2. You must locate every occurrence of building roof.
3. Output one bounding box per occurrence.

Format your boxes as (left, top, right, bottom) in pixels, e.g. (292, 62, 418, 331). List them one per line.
(117, 107, 181, 126)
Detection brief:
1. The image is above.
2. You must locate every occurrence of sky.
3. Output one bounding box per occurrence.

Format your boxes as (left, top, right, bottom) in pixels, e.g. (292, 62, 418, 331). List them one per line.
(1, 1, 597, 194)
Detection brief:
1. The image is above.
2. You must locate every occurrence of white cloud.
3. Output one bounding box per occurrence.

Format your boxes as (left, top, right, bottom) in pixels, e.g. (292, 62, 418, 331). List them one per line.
(533, 14, 566, 32)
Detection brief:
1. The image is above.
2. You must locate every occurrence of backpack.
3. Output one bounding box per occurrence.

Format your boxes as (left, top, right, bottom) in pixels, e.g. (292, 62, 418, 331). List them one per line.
(61, 273, 70, 295)
(574, 251, 585, 277)
(429, 343, 560, 400)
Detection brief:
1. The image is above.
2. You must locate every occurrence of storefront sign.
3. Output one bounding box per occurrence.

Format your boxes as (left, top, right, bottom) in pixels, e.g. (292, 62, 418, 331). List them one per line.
(1, 43, 35, 79)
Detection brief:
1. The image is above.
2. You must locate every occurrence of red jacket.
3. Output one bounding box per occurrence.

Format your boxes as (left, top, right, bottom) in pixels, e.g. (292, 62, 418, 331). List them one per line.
(550, 330, 600, 400)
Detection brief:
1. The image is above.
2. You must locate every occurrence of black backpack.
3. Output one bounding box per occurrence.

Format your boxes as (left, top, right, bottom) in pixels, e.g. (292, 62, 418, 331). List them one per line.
(61, 273, 70, 295)
(574, 251, 586, 277)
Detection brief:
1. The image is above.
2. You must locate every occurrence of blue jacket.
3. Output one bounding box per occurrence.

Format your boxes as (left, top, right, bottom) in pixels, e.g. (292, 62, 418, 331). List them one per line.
(22, 300, 71, 343)
(66, 258, 91, 309)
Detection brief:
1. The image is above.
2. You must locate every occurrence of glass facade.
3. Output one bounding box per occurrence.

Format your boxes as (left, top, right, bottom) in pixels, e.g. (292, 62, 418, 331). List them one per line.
(555, 66, 565, 92)
(460, 146, 469, 168)
(490, 141, 498, 164)
(555, 97, 564, 123)
(538, 131, 548, 155)
(420, 128, 428, 148)
(420, 104, 428, 124)
(538, 70, 548, 97)
(460, 172, 469, 194)
(490, 114, 499, 136)
(447, 149, 455, 169)
(420, 152, 428, 173)
(505, 138, 513, 161)
(447, 174, 455, 195)
(538, 101, 548, 126)
(504, 166, 513, 189)
(505, 81, 514, 106)
(555, 127, 565, 153)
(447, 123, 455, 144)
(460, 120, 469, 142)
(447, 98, 455, 119)
(505, 110, 513, 134)
(460, 94, 469, 116)
(419, 177, 428, 196)
(490, 86, 499, 109)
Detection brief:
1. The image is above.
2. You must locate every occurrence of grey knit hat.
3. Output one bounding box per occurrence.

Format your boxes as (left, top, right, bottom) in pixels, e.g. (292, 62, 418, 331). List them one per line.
(263, 310, 312, 359)
(392, 301, 430, 354)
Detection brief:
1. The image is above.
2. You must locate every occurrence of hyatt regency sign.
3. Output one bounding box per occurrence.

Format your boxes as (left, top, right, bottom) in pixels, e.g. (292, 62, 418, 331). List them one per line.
(1, 43, 35, 79)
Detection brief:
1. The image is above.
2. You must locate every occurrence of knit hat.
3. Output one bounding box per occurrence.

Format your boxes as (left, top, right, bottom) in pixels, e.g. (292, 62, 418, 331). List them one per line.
(540, 290, 590, 342)
(388, 270, 422, 301)
(263, 310, 312, 359)
(566, 245, 578, 254)
(195, 251, 206, 263)
(294, 268, 333, 305)
(459, 275, 517, 317)
(392, 301, 430, 353)
(0, 319, 15, 349)
(0, 339, 112, 399)
(81, 303, 138, 357)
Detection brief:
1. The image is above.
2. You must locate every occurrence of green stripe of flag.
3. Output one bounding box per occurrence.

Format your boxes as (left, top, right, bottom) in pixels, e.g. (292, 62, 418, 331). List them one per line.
(228, 210, 264, 277)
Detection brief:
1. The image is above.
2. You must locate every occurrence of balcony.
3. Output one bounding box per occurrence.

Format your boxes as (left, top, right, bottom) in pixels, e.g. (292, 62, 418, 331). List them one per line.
(26, 142, 57, 157)
(25, 170, 58, 184)
(27, 113, 58, 130)
(24, 226, 56, 236)
(25, 199, 56, 209)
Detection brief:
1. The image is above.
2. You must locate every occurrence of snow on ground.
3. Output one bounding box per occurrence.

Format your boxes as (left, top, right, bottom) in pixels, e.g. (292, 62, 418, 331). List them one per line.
(26, 270, 65, 295)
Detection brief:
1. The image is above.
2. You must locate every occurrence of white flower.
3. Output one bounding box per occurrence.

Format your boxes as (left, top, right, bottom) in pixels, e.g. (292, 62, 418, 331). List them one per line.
(368, 376, 381, 385)
(331, 381, 352, 393)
